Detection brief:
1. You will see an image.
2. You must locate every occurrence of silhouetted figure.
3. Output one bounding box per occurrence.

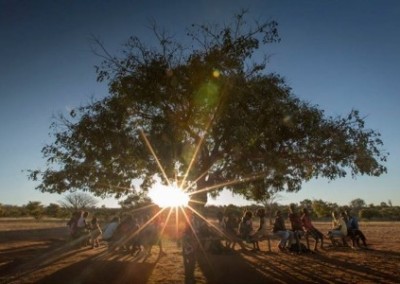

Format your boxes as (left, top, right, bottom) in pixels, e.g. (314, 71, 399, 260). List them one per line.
(182, 211, 197, 284)
(66, 211, 80, 239)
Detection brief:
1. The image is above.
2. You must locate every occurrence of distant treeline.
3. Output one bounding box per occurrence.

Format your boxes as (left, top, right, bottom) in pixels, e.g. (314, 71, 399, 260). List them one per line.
(1, 198, 399, 221)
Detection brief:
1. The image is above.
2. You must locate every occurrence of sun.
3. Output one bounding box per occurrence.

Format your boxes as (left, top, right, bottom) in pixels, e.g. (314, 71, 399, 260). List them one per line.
(148, 183, 190, 208)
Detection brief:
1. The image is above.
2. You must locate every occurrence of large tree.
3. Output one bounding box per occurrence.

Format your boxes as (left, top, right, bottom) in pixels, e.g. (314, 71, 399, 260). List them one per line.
(29, 11, 387, 207)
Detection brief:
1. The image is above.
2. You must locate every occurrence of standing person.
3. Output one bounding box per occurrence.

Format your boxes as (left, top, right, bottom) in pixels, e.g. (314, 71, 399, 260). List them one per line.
(272, 210, 293, 251)
(89, 216, 102, 249)
(344, 210, 368, 247)
(149, 215, 167, 256)
(300, 208, 324, 251)
(66, 211, 80, 239)
(327, 211, 348, 247)
(288, 204, 305, 251)
(182, 211, 197, 284)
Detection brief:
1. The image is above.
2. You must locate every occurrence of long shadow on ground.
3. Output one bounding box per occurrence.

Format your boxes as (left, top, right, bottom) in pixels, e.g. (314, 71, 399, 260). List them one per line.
(38, 255, 157, 284)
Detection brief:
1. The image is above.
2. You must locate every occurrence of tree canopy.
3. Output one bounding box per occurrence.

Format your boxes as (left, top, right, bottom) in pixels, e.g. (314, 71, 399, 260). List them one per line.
(29, 11, 387, 206)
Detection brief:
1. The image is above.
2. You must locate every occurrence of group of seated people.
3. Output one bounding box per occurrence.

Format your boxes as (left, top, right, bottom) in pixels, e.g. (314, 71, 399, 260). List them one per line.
(328, 210, 367, 248)
(213, 205, 368, 253)
(67, 211, 165, 256)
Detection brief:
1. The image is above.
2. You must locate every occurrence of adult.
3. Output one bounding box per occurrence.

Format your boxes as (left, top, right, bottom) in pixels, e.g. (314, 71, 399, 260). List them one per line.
(272, 210, 293, 251)
(238, 210, 260, 251)
(288, 204, 305, 252)
(146, 215, 167, 256)
(300, 208, 324, 251)
(344, 210, 368, 247)
(76, 211, 90, 246)
(224, 212, 240, 250)
(102, 216, 120, 241)
(182, 210, 197, 284)
(250, 208, 269, 251)
(66, 211, 80, 239)
(327, 211, 348, 247)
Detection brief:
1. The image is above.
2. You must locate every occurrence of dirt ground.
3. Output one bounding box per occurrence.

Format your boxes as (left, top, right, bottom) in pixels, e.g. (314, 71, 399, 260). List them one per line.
(0, 220, 399, 284)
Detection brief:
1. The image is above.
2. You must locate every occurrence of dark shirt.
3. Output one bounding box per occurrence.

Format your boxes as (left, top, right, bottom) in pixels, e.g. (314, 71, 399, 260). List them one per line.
(272, 215, 286, 232)
(289, 212, 303, 231)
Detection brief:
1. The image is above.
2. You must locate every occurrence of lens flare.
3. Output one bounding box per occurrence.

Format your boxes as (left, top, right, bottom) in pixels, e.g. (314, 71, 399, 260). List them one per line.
(148, 183, 190, 208)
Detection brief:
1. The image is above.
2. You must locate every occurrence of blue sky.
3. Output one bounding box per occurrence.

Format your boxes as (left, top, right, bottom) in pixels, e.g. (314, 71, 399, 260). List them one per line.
(1, 0, 399, 208)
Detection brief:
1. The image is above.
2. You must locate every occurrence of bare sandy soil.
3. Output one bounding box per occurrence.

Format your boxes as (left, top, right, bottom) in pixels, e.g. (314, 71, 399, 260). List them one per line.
(0, 220, 399, 284)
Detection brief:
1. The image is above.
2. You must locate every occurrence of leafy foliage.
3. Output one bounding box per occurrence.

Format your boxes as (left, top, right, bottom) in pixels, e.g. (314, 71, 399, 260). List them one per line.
(28, 10, 387, 205)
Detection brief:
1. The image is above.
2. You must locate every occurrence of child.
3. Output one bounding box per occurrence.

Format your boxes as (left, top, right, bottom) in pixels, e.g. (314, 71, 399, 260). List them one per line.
(90, 216, 102, 248)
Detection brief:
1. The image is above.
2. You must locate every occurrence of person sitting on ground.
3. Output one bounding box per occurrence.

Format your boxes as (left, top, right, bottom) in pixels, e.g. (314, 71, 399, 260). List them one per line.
(327, 211, 348, 247)
(272, 210, 294, 251)
(300, 208, 324, 251)
(288, 204, 305, 252)
(89, 216, 102, 249)
(238, 210, 258, 251)
(250, 208, 269, 251)
(344, 210, 368, 248)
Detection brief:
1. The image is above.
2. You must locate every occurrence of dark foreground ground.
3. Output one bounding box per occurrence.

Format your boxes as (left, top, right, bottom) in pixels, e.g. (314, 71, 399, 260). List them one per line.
(0, 221, 399, 283)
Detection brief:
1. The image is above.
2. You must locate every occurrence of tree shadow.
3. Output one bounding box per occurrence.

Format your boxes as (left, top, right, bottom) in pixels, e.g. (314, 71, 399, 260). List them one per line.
(196, 249, 298, 283)
(3, 243, 161, 284)
(0, 238, 67, 280)
(196, 245, 400, 284)
(37, 254, 157, 284)
(0, 226, 68, 243)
